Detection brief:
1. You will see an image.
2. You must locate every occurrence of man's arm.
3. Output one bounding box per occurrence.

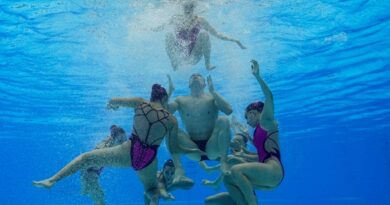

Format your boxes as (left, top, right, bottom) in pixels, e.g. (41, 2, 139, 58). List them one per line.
(167, 75, 175, 99)
(168, 98, 180, 114)
(207, 76, 233, 115)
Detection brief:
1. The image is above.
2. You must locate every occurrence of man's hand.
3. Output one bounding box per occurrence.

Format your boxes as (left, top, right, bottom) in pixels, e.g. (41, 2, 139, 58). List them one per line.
(207, 75, 215, 94)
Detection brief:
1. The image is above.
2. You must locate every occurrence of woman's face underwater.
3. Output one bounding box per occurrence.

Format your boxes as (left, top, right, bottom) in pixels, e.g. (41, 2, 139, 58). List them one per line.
(245, 110, 260, 128)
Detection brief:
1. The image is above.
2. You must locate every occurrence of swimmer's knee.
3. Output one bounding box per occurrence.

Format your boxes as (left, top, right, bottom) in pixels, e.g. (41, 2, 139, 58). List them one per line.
(230, 165, 242, 179)
(165, 32, 175, 40)
(79, 153, 90, 162)
(217, 116, 230, 127)
(199, 31, 210, 40)
(79, 152, 95, 165)
(204, 197, 215, 205)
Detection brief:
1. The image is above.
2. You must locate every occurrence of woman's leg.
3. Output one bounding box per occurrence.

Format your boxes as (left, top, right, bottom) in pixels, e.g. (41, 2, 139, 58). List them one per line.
(137, 158, 159, 205)
(230, 161, 283, 205)
(205, 192, 236, 205)
(33, 141, 131, 188)
(170, 129, 203, 184)
(80, 171, 105, 205)
(165, 33, 180, 71)
(191, 31, 215, 70)
(89, 184, 105, 205)
(223, 174, 246, 205)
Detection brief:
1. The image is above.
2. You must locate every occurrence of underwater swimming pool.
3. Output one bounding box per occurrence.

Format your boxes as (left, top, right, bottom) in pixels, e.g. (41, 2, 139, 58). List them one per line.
(0, 0, 389, 204)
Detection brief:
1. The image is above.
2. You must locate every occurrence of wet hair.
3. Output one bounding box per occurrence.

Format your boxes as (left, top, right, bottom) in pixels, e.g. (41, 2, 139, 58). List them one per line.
(245, 101, 264, 113)
(163, 159, 175, 169)
(150, 84, 168, 102)
(189, 73, 205, 84)
(110, 125, 125, 136)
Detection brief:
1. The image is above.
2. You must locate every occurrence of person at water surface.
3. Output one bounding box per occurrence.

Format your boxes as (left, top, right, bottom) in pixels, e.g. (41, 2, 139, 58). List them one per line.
(80, 125, 127, 205)
(223, 60, 284, 205)
(161, 0, 246, 70)
(167, 73, 233, 184)
(33, 84, 179, 205)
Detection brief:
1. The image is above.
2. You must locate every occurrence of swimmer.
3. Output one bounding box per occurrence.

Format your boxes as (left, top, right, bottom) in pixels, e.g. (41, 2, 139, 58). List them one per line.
(33, 84, 178, 205)
(201, 124, 251, 189)
(144, 159, 194, 205)
(167, 73, 233, 184)
(202, 118, 255, 205)
(223, 60, 284, 205)
(162, 0, 246, 70)
(80, 125, 127, 205)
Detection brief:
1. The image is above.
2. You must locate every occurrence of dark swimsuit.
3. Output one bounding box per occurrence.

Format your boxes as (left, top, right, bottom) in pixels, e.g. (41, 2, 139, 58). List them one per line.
(130, 102, 170, 171)
(193, 139, 209, 161)
(176, 22, 201, 56)
(253, 125, 284, 182)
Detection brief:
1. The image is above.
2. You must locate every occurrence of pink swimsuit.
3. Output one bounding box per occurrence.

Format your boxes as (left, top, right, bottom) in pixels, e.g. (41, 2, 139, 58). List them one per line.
(253, 125, 281, 163)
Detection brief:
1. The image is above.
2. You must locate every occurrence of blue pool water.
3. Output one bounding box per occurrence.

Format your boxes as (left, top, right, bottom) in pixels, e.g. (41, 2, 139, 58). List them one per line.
(1, 0, 389, 204)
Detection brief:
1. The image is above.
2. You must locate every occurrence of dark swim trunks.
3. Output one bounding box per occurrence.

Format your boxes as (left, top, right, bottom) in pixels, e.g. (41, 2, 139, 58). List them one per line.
(193, 139, 209, 161)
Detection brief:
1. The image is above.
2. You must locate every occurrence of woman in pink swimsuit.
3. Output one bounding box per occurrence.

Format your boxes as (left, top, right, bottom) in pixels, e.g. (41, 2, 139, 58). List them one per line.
(165, 1, 246, 71)
(33, 84, 179, 205)
(223, 60, 284, 205)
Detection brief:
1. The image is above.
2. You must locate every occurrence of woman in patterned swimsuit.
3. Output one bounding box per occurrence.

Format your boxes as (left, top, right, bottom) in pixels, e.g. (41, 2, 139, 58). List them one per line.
(33, 84, 179, 205)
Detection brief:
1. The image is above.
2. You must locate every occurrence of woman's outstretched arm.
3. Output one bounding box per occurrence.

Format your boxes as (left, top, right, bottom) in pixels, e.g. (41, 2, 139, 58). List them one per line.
(107, 97, 145, 109)
(251, 60, 277, 131)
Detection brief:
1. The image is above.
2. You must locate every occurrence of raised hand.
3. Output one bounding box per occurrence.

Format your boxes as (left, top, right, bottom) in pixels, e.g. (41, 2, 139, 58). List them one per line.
(250, 59, 260, 76)
(167, 75, 175, 91)
(167, 74, 175, 97)
(207, 75, 215, 94)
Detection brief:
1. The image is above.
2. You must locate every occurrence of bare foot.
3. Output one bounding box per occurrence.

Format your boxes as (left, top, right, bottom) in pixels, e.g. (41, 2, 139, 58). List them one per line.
(160, 190, 175, 201)
(32, 179, 54, 189)
(206, 64, 216, 71)
(202, 179, 218, 189)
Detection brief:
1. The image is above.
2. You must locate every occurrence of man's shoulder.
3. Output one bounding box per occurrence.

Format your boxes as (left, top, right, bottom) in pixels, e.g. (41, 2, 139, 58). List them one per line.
(175, 95, 189, 102)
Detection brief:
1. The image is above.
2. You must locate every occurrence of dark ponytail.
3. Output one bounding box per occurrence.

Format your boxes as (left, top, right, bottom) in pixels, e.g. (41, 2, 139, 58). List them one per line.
(150, 84, 167, 102)
(245, 101, 264, 113)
